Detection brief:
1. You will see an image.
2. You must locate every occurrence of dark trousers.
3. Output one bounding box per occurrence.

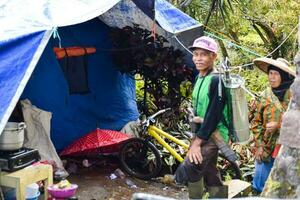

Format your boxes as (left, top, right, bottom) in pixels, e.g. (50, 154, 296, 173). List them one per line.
(174, 139, 222, 186)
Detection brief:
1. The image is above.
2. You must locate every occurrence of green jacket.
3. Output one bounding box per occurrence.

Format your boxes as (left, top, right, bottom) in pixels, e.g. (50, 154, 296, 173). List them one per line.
(192, 72, 229, 142)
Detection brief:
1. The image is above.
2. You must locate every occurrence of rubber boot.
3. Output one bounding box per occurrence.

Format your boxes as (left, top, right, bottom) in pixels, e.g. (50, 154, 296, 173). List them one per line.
(188, 178, 204, 199)
(207, 185, 228, 199)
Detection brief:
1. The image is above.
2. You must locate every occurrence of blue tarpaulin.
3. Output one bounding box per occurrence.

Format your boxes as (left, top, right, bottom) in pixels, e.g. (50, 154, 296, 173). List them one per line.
(0, 0, 202, 150)
(132, 0, 200, 33)
(0, 30, 52, 138)
(21, 19, 139, 151)
(155, 0, 200, 33)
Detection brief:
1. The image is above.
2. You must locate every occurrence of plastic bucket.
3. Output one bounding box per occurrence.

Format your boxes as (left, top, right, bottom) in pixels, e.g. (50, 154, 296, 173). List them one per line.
(26, 183, 39, 199)
(26, 191, 40, 200)
(3, 187, 16, 200)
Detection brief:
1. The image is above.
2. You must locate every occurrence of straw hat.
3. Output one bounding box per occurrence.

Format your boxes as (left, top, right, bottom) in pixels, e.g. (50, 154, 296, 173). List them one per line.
(253, 57, 296, 77)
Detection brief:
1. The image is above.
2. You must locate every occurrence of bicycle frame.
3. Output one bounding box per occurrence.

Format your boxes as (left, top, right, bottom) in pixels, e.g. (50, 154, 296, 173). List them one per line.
(147, 125, 189, 162)
(120, 108, 242, 180)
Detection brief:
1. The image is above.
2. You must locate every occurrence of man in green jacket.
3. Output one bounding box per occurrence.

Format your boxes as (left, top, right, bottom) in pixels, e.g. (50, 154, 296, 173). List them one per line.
(175, 36, 229, 198)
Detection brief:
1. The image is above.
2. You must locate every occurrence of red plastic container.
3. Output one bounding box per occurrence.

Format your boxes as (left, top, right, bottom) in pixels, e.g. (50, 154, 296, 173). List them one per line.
(47, 184, 78, 198)
(272, 144, 281, 158)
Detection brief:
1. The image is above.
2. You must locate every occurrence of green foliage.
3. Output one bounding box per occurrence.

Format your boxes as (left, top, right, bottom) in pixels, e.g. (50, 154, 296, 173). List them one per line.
(233, 144, 255, 182)
(239, 68, 269, 97)
(175, 0, 299, 65)
(135, 75, 157, 113)
(110, 25, 194, 115)
(180, 80, 193, 99)
(172, 0, 299, 101)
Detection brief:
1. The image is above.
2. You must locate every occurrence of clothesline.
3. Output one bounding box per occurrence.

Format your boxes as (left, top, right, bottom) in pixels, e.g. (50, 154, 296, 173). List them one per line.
(204, 23, 299, 68)
(204, 31, 263, 57)
(173, 22, 298, 100)
(174, 21, 298, 71)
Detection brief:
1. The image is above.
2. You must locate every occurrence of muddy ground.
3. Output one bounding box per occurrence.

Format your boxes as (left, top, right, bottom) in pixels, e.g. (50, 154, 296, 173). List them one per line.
(62, 157, 188, 200)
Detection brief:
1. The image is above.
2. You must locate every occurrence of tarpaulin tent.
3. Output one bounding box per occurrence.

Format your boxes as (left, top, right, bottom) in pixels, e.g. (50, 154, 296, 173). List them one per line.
(0, 0, 202, 151)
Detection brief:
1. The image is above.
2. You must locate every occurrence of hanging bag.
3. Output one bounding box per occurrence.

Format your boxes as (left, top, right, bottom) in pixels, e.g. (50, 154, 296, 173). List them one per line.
(53, 47, 96, 94)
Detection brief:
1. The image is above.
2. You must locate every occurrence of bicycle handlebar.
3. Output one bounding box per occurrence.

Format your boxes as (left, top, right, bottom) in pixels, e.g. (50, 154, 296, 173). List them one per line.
(142, 108, 171, 127)
(149, 108, 171, 120)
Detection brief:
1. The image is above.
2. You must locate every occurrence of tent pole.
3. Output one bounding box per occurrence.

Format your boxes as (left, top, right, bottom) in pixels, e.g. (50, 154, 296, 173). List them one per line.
(143, 77, 148, 115)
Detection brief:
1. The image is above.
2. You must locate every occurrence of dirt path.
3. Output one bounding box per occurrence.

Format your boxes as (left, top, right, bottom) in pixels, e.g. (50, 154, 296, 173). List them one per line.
(64, 158, 188, 200)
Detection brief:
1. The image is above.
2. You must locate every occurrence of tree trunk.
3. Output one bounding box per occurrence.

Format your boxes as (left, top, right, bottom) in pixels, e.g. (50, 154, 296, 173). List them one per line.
(204, 0, 218, 27)
(261, 19, 300, 198)
(218, 40, 229, 58)
(247, 17, 280, 58)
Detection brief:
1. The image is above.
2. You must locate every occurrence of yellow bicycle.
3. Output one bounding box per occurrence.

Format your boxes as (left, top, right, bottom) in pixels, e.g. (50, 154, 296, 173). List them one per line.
(119, 108, 241, 180)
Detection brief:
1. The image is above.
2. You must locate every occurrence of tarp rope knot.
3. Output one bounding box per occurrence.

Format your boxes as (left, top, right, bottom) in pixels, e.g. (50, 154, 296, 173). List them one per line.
(52, 27, 62, 48)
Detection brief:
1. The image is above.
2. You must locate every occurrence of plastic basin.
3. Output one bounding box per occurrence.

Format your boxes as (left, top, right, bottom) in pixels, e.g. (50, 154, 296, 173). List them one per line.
(47, 184, 78, 198)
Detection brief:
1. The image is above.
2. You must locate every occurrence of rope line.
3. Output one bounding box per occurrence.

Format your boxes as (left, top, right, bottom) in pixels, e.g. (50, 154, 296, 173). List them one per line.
(173, 35, 193, 55)
(228, 23, 299, 69)
(266, 23, 298, 57)
(52, 27, 62, 48)
(204, 31, 263, 57)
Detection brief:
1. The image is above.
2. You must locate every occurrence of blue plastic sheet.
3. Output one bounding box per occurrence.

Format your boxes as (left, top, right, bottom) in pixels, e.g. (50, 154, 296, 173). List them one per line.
(0, 0, 122, 137)
(0, 31, 51, 136)
(155, 0, 200, 33)
(21, 19, 139, 151)
(0, 0, 121, 41)
(0, 0, 202, 150)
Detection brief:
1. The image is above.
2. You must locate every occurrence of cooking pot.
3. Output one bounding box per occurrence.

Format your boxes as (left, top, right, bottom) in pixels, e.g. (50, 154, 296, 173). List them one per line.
(0, 122, 26, 150)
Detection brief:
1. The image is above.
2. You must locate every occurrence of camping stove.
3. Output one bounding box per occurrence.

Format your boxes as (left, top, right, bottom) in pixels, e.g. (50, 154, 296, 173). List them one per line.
(0, 148, 40, 172)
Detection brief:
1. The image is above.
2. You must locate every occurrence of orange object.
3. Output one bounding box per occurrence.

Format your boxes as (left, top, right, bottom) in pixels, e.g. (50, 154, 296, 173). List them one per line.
(151, 20, 157, 41)
(53, 47, 96, 59)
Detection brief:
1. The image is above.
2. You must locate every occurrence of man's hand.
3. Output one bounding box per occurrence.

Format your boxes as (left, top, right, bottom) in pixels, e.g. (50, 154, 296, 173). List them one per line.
(187, 137, 203, 165)
(189, 116, 203, 124)
(192, 116, 203, 124)
(266, 122, 279, 134)
(255, 146, 264, 163)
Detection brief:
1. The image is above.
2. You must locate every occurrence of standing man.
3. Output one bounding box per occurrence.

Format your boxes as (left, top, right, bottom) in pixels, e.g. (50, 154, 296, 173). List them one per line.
(175, 36, 229, 198)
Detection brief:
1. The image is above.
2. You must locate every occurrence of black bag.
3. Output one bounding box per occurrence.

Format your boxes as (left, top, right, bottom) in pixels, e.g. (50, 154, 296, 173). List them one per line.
(59, 48, 90, 94)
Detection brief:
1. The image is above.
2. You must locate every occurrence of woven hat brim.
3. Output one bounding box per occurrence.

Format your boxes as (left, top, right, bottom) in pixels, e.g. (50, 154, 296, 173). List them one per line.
(253, 57, 296, 77)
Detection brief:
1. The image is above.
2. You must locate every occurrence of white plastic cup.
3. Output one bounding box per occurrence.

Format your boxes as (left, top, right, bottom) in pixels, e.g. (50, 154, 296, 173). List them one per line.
(25, 183, 39, 198)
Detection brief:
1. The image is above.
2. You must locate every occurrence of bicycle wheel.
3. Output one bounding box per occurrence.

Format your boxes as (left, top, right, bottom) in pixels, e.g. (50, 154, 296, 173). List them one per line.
(119, 138, 162, 180)
(218, 153, 242, 180)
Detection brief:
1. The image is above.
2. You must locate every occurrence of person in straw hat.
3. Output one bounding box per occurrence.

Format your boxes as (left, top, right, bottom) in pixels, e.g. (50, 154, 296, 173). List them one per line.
(251, 57, 295, 193)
